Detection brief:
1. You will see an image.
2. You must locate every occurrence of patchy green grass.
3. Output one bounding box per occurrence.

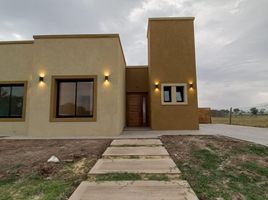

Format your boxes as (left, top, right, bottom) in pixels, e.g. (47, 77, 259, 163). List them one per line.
(241, 162, 268, 177)
(95, 173, 142, 182)
(247, 144, 268, 156)
(0, 173, 72, 200)
(212, 115, 268, 128)
(192, 149, 222, 170)
(0, 139, 111, 200)
(129, 155, 140, 159)
(162, 135, 268, 200)
(147, 174, 169, 181)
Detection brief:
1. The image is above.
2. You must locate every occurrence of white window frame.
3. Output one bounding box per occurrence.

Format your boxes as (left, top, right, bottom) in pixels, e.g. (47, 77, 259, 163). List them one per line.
(161, 83, 188, 105)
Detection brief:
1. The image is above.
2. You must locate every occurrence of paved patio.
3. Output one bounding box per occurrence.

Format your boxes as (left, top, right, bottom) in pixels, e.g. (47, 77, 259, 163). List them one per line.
(122, 124, 268, 146)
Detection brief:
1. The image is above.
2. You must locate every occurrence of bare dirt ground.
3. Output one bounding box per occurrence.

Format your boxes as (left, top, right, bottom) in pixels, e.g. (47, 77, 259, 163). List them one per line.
(0, 139, 111, 200)
(0, 139, 111, 179)
(161, 135, 268, 200)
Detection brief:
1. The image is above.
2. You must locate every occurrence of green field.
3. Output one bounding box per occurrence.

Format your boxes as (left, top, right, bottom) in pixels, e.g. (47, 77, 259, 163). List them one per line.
(212, 115, 268, 128)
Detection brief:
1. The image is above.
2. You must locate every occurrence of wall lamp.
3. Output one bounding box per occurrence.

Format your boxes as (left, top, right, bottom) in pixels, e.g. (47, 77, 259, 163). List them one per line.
(154, 82, 160, 91)
(189, 82, 194, 89)
(39, 76, 44, 83)
(104, 75, 109, 82)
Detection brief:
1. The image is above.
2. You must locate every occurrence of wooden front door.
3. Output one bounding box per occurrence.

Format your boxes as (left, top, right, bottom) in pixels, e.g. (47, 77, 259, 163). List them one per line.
(126, 93, 147, 127)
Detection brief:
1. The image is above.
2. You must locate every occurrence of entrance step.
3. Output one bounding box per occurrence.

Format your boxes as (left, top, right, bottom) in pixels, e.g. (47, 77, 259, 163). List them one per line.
(111, 139, 162, 146)
(89, 158, 180, 174)
(102, 146, 169, 158)
(69, 180, 198, 200)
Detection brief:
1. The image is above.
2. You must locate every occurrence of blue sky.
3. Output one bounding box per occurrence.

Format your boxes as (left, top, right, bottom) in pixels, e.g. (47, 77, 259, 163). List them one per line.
(0, 0, 267, 109)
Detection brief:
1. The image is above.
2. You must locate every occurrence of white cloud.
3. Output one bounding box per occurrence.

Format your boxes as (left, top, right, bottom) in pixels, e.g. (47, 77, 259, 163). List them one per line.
(0, 0, 267, 109)
(128, 0, 184, 22)
(12, 33, 23, 40)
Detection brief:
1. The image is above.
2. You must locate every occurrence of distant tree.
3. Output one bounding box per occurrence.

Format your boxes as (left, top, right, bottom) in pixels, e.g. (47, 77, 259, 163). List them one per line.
(233, 108, 240, 115)
(239, 110, 246, 116)
(250, 107, 258, 115)
(259, 109, 265, 115)
(211, 109, 229, 117)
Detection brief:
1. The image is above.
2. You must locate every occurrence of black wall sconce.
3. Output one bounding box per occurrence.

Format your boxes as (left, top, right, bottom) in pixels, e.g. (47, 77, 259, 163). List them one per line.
(189, 83, 194, 89)
(104, 75, 109, 82)
(154, 83, 159, 91)
(39, 76, 44, 82)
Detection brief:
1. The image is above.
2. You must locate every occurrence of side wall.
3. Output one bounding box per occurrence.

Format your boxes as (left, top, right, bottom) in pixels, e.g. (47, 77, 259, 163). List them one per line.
(126, 67, 148, 93)
(27, 37, 125, 137)
(0, 43, 33, 136)
(117, 42, 126, 132)
(148, 19, 199, 130)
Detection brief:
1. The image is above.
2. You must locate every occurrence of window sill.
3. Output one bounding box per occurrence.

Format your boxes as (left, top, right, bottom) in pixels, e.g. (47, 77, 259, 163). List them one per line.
(0, 118, 25, 122)
(161, 102, 188, 105)
(50, 117, 96, 122)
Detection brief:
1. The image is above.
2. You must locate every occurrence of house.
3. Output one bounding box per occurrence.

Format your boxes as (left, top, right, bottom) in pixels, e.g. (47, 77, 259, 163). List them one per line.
(0, 17, 199, 137)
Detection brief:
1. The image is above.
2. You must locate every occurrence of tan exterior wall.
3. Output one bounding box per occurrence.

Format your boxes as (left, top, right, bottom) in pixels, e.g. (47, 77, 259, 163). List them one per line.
(126, 67, 148, 93)
(0, 42, 33, 136)
(27, 37, 126, 137)
(198, 108, 212, 124)
(117, 42, 126, 131)
(0, 36, 125, 137)
(148, 18, 199, 130)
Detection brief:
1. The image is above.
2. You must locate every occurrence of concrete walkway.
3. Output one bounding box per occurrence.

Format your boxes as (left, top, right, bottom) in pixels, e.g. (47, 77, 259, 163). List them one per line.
(122, 124, 268, 146)
(69, 139, 198, 200)
(4, 124, 268, 146)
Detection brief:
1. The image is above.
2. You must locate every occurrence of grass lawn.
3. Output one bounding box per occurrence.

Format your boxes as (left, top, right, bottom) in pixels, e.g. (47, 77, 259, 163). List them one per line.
(212, 115, 268, 128)
(161, 135, 268, 200)
(0, 139, 111, 200)
(93, 173, 170, 182)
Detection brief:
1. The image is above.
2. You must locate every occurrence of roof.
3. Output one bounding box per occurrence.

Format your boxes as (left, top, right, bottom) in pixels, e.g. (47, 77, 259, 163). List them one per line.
(0, 40, 34, 45)
(148, 17, 195, 21)
(33, 34, 120, 39)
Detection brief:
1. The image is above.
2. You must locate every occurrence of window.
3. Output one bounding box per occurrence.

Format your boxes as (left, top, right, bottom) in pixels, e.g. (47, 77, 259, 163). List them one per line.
(163, 86, 172, 102)
(0, 82, 27, 120)
(50, 76, 97, 122)
(57, 80, 94, 117)
(176, 86, 184, 102)
(161, 83, 187, 105)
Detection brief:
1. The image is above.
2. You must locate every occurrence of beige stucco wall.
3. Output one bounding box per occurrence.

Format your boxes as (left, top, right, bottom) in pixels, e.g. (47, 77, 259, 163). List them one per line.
(117, 44, 126, 131)
(148, 18, 199, 130)
(27, 37, 126, 137)
(0, 42, 33, 136)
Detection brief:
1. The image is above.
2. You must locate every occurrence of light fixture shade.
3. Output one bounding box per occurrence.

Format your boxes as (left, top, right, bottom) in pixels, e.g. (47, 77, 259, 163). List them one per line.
(189, 83, 194, 89)
(104, 75, 109, 81)
(39, 76, 44, 82)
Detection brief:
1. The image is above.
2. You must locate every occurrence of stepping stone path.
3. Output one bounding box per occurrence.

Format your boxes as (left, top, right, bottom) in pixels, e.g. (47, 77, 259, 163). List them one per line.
(69, 139, 199, 200)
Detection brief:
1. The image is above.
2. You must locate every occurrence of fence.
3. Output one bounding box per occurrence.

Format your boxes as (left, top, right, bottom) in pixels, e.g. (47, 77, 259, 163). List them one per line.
(210, 104, 268, 128)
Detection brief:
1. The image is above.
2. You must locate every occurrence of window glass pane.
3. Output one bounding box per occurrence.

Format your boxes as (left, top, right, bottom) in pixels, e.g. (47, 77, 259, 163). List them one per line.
(58, 82, 76, 116)
(163, 86, 172, 102)
(10, 86, 24, 117)
(76, 81, 93, 116)
(0, 87, 11, 116)
(176, 86, 184, 102)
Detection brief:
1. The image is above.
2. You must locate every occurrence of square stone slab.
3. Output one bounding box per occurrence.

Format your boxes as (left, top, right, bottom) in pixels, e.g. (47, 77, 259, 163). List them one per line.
(111, 139, 162, 146)
(103, 146, 169, 157)
(89, 158, 180, 174)
(69, 180, 199, 200)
